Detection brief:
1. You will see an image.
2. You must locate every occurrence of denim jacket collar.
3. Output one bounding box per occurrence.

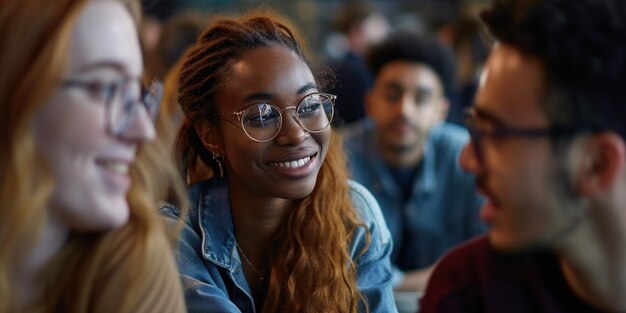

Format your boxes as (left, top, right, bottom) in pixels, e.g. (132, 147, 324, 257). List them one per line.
(415, 135, 438, 194)
(167, 178, 397, 312)
(189, 179, 239, 272)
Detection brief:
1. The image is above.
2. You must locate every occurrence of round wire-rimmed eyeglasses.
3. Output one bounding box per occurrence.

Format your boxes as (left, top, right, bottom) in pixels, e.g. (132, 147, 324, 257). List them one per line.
(222, 92, 336, 142)
(62, 77, 163, 137)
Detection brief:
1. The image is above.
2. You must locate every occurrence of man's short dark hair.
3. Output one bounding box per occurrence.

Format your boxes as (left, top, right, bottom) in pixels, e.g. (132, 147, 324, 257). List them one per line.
(365, 31, 457, 100)
(481, 0, 626, 138)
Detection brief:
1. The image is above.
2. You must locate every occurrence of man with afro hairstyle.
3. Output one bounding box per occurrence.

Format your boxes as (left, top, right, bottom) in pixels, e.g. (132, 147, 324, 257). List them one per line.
(341, 30, 486, 293)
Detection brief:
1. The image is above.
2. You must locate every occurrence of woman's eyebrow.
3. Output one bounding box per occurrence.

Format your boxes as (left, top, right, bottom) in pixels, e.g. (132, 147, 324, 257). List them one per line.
(242, 92, 273, 102)
(241, 82, 318, 103)
(76, 61, 125, 74)
(298, 82, 317, 94)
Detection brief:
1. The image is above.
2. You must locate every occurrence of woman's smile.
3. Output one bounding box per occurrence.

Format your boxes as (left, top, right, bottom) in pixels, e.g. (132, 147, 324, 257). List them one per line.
(266, 152, 318, 179)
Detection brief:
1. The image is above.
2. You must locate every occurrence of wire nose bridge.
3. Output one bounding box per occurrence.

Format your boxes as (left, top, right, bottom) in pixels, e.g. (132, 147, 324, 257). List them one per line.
(278, 105, 306, 131)
(281, 105, 298, 115)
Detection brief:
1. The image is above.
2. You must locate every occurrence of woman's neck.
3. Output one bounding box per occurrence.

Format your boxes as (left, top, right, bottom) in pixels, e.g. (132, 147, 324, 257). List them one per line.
(15, 214, 68, 305)
(230, 191, 291, 246)
(229, 190, 291, 299)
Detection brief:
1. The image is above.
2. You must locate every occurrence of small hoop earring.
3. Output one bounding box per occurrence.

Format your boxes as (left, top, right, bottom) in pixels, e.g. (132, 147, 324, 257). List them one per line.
(212, 152, 224, 178)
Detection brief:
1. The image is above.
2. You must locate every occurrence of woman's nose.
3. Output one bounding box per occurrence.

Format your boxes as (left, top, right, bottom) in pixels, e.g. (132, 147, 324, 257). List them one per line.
(118, 106, 156, 143)
(274, 109, 308, 145)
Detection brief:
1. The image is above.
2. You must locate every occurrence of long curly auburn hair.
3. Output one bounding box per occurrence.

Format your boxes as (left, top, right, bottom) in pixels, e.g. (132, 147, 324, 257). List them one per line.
(175, 10, 370, 313)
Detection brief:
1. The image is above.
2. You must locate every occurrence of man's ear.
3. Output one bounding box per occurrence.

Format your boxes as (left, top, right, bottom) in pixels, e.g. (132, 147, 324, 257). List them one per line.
(194, 120, 222, 153)
(576, 132, 626, 196)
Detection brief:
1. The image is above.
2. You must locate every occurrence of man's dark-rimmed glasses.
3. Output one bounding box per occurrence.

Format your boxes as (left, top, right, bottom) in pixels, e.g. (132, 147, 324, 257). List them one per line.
(464, 107, 586, 165)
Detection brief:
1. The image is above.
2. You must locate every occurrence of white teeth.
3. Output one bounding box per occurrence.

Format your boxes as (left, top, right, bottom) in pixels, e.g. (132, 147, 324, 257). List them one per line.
(103, 162, 129, 174)
(270, 156, 311, 168)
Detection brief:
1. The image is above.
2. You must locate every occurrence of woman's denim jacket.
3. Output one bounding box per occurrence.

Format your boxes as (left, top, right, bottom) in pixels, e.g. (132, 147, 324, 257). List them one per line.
(160, 178, 398, 312)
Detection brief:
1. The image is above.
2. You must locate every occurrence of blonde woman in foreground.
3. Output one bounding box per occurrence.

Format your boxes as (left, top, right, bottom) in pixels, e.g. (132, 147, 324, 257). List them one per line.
(0, 0, 187, 311)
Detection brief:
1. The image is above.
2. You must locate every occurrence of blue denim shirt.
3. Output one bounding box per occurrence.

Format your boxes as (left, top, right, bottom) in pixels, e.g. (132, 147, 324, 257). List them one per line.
(160, 178, 398, 312)
(341, 119, 486, 286)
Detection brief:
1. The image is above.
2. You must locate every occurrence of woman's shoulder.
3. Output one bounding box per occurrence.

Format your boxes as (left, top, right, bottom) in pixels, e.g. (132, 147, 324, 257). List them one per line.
(348, 180, 384, 223)
(159, 178, 224, 221)
(347, 179, 391, 245)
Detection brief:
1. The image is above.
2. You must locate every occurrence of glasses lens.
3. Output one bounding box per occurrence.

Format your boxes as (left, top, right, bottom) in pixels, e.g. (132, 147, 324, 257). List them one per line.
(108, 80, 136, 135)
(297, 93, 334, 132)
(241, 103, 282, 141)
(110, 79, 160, 136)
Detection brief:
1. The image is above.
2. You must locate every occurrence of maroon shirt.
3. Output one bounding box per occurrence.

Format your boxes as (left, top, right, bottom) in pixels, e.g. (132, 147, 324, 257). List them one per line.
(420, 235, 609, 313)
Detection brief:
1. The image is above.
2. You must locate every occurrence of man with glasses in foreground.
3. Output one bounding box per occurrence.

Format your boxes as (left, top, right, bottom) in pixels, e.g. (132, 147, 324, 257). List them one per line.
(421, 0, 626, 312)
(341, 31, 486, 296)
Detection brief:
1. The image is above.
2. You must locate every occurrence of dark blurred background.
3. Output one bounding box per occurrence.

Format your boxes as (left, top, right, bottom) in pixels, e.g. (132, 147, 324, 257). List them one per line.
(143, 0, 493, 129)
(141, 0, 488, 60)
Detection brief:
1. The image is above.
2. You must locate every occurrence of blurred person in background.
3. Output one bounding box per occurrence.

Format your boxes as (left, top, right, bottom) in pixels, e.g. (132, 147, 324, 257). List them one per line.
(0, 0, 187, 311)
(438, 6, 492, 126)
(144, 11, 208, 82)
(342, 30, 485, 294)
(327, 1, 390, 126)
(421, 0, 626, 312)
(160, 10, 396, 312)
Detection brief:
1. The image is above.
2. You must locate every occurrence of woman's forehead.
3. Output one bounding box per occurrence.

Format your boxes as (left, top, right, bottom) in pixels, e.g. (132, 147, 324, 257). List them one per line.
(217, 46, 316, 107)
(234, 46, 312, 80)
(65, 1, 141, 77)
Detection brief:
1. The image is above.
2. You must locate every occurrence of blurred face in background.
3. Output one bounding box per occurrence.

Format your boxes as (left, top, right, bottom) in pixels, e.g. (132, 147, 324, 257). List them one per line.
(366, 60, 448, 167)
(350, 13, 390, 55)
(35, 0, 155, 231)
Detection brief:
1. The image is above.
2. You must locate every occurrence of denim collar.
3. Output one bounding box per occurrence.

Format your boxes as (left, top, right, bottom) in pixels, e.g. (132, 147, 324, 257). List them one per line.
(188, 178, 238, 272)
(415, 134, 438, 193)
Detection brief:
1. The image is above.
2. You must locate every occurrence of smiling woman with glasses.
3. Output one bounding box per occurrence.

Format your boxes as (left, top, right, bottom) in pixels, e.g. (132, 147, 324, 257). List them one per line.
(160, 10, 396, 313)
(0, 0, 186, 311)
